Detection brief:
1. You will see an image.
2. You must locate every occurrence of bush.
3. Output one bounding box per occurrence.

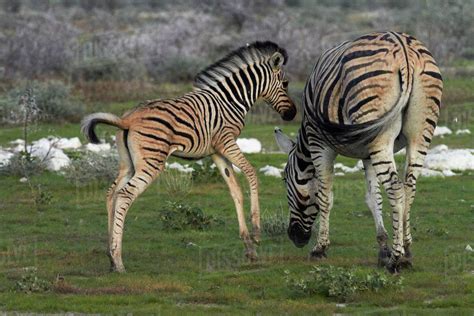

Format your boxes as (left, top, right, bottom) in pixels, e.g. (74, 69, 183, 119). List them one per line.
(160, 169, 193, 198)
(284, 265, 403, 301)
(14, 268, 51, 293)
(0, 151, 47, 177)
(63, 152, 118, 186)
(0, 81, 85, 124)
(261, 210, 289, 237)
(190, 158, 220, 183)
(159, 201, 219, 231)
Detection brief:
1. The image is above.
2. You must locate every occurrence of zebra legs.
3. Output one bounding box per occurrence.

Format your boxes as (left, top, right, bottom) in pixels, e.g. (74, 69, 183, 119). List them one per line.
(369, 148, 405, 273)
(212, 154, 257, 260)
(363, 159, 390, 267)
(106, 131, 133, 243)
(310, 150, 336, 259)
(108, 137, 168, 273)
(217, 138, 260, 255)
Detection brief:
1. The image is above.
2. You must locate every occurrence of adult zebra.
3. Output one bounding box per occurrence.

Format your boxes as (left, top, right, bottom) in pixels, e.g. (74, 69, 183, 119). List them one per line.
(275, 32, 442, 273)
(81, 41, 296, 272)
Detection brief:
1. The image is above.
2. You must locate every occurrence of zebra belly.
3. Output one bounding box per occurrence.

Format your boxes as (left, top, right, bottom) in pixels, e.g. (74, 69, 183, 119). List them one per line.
(171, 149, 215, 161)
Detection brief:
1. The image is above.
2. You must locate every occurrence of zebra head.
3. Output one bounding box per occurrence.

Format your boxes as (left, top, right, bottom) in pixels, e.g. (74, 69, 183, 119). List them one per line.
(261, 52, 297, 121)
(275, 127, 318, 248)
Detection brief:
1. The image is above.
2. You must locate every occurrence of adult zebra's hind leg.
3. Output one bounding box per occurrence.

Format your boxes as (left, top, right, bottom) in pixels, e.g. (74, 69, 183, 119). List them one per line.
(400, 73, 441, 268)
(363, 159, 390, 267)
(212, 154, 256, 261)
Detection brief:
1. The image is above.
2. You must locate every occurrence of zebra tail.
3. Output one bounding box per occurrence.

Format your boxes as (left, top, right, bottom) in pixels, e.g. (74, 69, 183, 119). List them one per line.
(317, 69, 412, 147)
(80, 112, 127, 144)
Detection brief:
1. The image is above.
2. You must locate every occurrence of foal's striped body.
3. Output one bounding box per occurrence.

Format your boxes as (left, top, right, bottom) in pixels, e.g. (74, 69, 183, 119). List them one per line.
(82, 42, 296, 272)
(276, 32, 442, 272)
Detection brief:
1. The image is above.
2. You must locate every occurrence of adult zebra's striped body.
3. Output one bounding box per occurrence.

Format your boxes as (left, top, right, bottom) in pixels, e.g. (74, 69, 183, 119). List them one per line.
(275, 32, 442, 272)
(81, 41, 296, 272)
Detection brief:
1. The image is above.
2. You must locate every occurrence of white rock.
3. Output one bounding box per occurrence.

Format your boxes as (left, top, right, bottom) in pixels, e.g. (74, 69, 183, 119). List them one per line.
(420, 168, 445, 178)
(19, 177, 28, 183)
(433, 126, 452, 137)
(335, 172, 345, 176)
(9, 139, 25, 146)
(456, 129, 471, 135)
(259, 165, 283, 177)
(56, 137, 82, 150)
(334, 161, 362, 173)
(0, 149, 14, 166)
(465, 245, 473, 252)
(236, 138, 262, 154)
(85, 143, 111, 153)
(167, 162, 194, 173)
(425, 145, 474, 171)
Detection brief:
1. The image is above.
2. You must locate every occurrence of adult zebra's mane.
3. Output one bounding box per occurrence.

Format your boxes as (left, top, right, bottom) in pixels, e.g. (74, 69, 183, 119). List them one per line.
(193, 41, 288, 90)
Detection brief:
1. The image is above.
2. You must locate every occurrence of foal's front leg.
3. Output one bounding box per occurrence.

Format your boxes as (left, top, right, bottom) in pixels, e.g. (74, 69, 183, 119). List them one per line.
(310, 150, 336, 259)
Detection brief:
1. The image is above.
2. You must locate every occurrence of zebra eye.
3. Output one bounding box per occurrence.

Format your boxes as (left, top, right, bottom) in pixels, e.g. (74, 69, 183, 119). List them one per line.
(282, 80, 289, 89)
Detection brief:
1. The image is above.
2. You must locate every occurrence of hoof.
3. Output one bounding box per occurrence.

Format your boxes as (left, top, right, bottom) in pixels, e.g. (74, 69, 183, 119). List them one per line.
(377, 246, 392, 268)
(386, 256, 401, 274)
(251, 232, 261, 245)
(110, 264, 126, 273)
(309, 248, 328, 260)
(245, 248, 258, 262)
(399, 248, 413, 269)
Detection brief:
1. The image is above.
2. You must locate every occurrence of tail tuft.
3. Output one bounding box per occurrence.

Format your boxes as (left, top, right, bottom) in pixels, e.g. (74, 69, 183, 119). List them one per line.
(81, 112, 125, 144)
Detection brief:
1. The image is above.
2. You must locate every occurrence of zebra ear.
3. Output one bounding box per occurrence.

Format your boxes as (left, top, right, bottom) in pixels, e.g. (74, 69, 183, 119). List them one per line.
(274, 127, 295, 154)
(270, 52, 284, 71)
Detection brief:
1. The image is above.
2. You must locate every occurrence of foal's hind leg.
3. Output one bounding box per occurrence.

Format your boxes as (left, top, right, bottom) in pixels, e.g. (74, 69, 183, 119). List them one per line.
(109, 133, 169, 272)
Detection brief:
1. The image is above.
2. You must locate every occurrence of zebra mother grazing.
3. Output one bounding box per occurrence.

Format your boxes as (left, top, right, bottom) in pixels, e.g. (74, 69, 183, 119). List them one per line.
(275, 32, 442, 273)
(81, 42, 296, 272)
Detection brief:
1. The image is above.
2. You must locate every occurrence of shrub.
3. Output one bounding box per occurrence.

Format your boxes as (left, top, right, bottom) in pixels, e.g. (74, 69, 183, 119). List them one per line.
(0, 81, 85, 124)
(261, 209, 289, 237)
(0, 151, 47, 177)
(284, 265, 403, 301)
(63, 152, 118, 186)
(14, 268, 51, 293)
(160, 169, 193, 198)
(159, 201, 219, 231)
(190, 158, 220, 183)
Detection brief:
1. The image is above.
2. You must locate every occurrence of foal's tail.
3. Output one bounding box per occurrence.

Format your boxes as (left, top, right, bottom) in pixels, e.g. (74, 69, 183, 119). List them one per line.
(81, 112, 128, 144)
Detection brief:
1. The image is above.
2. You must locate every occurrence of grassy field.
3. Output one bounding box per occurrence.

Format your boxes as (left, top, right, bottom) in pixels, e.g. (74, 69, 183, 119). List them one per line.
(0, 79, 473, 314)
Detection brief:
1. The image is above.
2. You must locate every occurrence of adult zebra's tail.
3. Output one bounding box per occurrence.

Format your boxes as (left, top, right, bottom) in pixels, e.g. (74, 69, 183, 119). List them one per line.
(81, 112, 128, 144)
(316, 67, 413, 147)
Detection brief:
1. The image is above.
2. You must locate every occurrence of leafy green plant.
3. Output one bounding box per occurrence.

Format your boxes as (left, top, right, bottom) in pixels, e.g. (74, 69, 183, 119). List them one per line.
(160, 169, 193, 198)
(159, 202, 219, 231)
(190, 158, 220, 183)
(284, 265, 403, 301)
(14, 268, 51, 293)
(261, 209, 289, 237)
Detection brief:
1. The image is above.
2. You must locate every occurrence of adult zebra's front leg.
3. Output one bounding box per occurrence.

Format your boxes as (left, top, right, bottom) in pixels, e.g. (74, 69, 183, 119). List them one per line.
(310, 149, 336, 259)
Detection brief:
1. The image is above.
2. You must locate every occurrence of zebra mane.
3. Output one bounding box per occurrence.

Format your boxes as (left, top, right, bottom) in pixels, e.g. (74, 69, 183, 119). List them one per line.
(193, 41, 288, 90)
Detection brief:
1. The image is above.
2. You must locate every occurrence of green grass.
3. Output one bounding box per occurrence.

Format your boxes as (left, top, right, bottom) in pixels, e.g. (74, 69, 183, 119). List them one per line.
(0, 77, 473, 313)
(0, 124, 473, 313)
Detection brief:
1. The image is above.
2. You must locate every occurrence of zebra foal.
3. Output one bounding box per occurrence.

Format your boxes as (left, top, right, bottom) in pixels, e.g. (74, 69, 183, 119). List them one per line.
(81, 41, 296, 272)
(275, 32, 442, 273)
